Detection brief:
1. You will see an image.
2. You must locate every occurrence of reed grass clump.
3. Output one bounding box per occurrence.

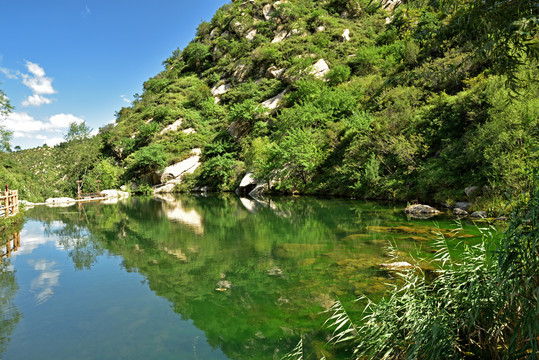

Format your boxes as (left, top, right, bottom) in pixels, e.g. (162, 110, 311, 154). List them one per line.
(323, 170, 538, 359)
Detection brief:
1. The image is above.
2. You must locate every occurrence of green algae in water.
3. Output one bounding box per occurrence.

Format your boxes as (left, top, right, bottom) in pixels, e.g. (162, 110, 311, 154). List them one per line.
(0, 195, 483, 360)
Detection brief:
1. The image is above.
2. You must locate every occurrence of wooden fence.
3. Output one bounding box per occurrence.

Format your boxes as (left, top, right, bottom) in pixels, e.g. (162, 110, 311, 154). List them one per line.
(0, 232, 20, 264)
(0, 186, 18, 217)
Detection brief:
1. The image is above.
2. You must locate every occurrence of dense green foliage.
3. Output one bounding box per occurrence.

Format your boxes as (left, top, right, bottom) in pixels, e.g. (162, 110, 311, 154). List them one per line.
(1, 0, 538, 207)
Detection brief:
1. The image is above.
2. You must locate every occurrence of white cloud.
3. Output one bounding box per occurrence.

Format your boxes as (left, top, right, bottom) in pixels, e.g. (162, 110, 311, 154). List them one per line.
(120, 94, 131, 104)
(2, 112, 47, 133)
(21, 73, 55, 95)
(40, 136, 64, 147)
(0, 67, 19, 80)
(2, 112, 84, 137)
(48, 113, 83, 129)
(20, 60, 55, 97)
(83, 4, 92, 16)
(22, 94, 52, 107)
(26, 61, 45, 77)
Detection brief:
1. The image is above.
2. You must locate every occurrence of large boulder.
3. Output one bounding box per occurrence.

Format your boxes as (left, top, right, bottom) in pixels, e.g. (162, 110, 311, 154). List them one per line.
(404, 204, 440, 218)
(160, 149, 202, 183)
(465, 186, 481, 197)
(309, 59, 330, 79)
(453, 207, 469, 216)
(455, 201, 473, 211)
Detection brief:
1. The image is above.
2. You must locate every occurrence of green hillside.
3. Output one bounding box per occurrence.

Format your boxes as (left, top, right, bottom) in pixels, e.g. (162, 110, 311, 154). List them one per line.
(2, 0, 538, 207)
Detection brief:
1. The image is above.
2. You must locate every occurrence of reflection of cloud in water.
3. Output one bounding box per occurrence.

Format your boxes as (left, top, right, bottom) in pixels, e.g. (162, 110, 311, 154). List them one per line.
(27, 259, 60, 304)
(12, 221, 66, 257)
(154, 194, 204, 235)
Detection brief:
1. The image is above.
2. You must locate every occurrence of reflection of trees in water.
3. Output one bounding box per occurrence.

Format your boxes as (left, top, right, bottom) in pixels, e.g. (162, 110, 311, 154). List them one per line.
(0, 259, 22, 357)
(22, 196, 421, 359)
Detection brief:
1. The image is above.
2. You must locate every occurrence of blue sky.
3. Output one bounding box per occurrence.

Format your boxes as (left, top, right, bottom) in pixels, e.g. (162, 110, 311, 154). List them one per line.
(0, 0, 229, 149)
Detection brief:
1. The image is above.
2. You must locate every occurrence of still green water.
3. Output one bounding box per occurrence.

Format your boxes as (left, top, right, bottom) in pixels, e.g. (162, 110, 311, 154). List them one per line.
(0, 194, 482, 359)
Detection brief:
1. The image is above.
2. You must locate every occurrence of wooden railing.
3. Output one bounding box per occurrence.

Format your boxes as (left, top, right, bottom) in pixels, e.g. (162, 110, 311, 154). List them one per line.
(0, 232, 20, 265)
(0, 186, 18, 217)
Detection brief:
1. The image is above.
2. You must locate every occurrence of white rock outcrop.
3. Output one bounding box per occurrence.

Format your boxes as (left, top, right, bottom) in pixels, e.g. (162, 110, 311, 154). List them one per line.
(160, 149, 202, 184)
(341, 28, 351, 41)
(160, 119, 183, 135)
(260, 88, 288, 112)
(211, 83, 231, 97)
(272, 30, 288, 43)
(309, 59, 330, 79)
(245, 29, 257, 40)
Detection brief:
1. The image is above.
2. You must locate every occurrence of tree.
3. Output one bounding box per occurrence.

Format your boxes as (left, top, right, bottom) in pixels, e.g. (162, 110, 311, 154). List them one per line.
(0, 85, 13, 152)
(64, 121, 92, 142)
(0, 86, 12, 116)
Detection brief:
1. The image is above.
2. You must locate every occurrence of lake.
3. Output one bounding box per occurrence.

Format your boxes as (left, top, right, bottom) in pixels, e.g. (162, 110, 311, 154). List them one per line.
(0, 194, 482, 359)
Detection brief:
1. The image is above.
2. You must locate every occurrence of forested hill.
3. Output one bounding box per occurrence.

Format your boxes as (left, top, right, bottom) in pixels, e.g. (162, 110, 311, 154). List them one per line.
(3, 0, 539, 208)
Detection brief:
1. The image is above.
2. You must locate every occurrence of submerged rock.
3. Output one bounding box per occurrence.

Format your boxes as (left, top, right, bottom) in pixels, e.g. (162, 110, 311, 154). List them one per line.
(379, 261, 414, 270)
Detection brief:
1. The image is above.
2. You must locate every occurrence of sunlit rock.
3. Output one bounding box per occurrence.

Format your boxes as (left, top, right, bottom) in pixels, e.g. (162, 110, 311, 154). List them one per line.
(260, 88, 288, 113)
(308, 59, 330, 79)
(404, 204, 440, 219)
(159, 119, 183, 135)
(160, 149, 202, 183)
(341, 28, 351, 41)
(245, 28, 257, 40)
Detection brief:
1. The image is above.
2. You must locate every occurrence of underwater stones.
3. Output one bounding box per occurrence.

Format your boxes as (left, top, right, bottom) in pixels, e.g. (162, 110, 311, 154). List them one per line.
(341, 233, 370, 241)
(379, 261, 414, 270)
(404, 204, 440, 218)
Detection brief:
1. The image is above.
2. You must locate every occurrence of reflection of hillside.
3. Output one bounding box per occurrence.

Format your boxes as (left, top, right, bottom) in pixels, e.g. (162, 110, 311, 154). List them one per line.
(154, 194, 204, 235)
